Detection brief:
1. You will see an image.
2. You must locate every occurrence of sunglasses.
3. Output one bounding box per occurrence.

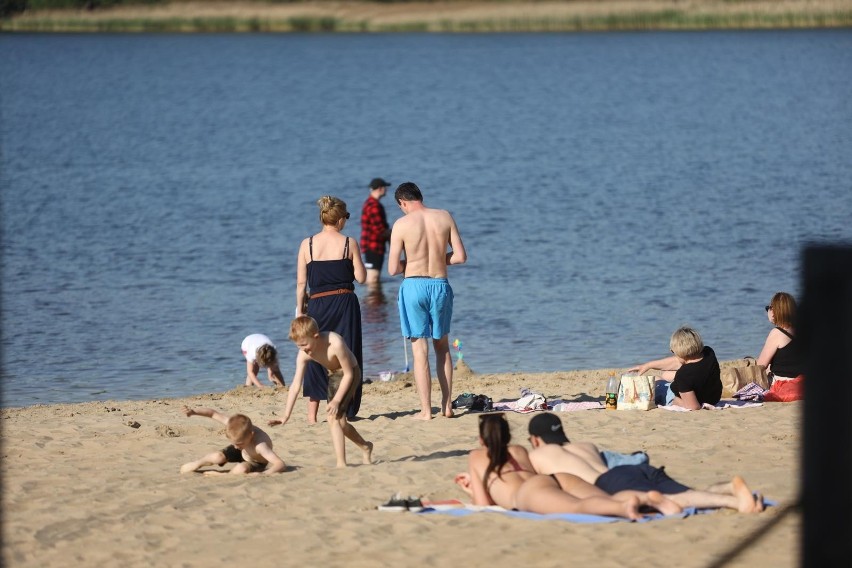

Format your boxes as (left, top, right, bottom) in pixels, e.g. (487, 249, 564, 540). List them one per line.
(345, 212, 350, 219)
(765, 305, 772, 312)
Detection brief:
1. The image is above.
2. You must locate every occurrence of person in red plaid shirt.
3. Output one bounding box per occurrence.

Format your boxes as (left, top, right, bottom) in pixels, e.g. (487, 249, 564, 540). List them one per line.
(360, 178, 391, 285)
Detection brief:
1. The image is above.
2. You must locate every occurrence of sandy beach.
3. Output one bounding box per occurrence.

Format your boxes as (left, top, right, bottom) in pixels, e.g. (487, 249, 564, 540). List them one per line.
(1, 361, 801, 567)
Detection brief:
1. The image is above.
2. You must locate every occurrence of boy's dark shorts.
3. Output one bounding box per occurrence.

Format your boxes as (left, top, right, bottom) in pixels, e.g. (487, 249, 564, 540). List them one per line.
(594, 464, 691, 495)
(328, 366, 361, 420)
(363, 251, 384, 270)
(220, 445, 266, 473)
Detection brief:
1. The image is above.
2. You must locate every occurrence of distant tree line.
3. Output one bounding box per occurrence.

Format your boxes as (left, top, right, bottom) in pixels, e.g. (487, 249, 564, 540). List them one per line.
(0, 0, 439, 20)
(1, 0, 167, 19)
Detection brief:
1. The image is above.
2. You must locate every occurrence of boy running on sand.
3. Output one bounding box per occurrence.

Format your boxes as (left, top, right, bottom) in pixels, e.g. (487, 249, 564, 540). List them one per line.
(180, 406, 286, 475)
(268, 316, 373, 468)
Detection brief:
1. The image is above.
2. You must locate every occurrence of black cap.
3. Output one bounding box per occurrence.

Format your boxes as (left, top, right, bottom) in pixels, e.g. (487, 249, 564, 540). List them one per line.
(369, 178, 390, 190)
(528, 413, 569, 444)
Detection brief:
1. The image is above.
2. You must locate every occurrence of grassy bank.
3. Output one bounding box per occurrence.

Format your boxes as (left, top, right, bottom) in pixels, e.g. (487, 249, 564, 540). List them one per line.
(3, 1, 852, 33)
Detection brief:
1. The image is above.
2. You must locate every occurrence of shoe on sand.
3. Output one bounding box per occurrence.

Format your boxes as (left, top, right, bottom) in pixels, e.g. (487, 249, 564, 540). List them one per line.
(378, 493, 408, 512)
(405, 497, 424, 512)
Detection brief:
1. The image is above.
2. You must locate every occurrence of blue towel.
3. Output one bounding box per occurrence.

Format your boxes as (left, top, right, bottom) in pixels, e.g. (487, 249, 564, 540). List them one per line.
(420, 506, 697, 523)
(419, 499, 776, 523)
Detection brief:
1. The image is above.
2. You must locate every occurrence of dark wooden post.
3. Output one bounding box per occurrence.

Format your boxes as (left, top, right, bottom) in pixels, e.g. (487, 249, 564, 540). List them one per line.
(800, 245, 852, 566)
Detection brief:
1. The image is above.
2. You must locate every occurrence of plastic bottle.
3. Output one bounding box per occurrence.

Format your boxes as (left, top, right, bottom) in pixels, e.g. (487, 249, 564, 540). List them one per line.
(606, 372, 619, 410)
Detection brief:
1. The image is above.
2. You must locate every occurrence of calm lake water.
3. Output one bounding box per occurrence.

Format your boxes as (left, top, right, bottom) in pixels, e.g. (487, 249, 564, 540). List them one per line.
(2, 30, 850, 407)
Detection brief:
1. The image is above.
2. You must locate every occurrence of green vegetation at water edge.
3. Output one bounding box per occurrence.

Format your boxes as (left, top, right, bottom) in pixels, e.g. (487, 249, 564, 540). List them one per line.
(3, 1, 852, 32)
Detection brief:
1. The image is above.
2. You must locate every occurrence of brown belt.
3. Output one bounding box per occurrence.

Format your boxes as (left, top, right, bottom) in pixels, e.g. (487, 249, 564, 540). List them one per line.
(309, 288, 353, 300)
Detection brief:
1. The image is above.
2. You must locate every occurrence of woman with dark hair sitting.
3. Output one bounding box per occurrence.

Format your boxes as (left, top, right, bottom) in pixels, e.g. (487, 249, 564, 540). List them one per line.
(453, 413, 681, 519)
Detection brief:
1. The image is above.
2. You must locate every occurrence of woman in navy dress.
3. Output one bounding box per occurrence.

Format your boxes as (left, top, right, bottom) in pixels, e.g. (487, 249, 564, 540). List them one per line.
(295, 196, 366, 422)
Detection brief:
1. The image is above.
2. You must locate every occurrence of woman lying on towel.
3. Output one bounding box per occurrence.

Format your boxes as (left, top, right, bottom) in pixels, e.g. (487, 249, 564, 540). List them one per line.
(453, 413, 682, 520)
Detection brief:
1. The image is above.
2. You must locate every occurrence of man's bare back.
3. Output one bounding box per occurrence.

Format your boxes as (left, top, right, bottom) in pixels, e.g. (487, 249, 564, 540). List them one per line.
(528, 441, 609, 484)
(388, 183, 465, 278)
(389, 207, 461, 277)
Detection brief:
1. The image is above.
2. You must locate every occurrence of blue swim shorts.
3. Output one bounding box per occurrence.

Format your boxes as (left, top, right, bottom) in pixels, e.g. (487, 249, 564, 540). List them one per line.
(398, 277, 453, 339)
(595, 464, 691, 495)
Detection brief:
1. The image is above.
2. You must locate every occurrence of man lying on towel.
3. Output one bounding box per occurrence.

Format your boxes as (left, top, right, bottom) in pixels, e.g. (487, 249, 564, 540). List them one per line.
(526, 413, 764, 513)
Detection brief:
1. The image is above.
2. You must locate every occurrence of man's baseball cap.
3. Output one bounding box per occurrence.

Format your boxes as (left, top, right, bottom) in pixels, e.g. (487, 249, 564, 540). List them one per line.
(369, 178, 391, 189)
(528, 413, 570, 444)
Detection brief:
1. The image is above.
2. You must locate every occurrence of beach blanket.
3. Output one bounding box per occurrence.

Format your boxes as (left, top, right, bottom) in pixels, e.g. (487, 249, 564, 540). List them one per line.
(657, 400, 764, 411)
(418, 499, 775, 523)
(492, 388, 604, 413)
(492, 399, 604, 413)
(549, 400, 605, 411)
(422, 503, 700, 523)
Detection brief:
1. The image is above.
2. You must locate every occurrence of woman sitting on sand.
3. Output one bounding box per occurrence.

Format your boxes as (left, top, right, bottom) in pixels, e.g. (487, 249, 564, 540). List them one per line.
(758, 292, 805, 402)
(454, 413, 681, 520)
(758, 292, 804, 381)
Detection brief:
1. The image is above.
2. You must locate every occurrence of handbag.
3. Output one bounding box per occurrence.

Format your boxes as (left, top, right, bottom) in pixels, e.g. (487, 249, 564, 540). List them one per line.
(616, 374, 657, 410)
(721, 357, 770, 398)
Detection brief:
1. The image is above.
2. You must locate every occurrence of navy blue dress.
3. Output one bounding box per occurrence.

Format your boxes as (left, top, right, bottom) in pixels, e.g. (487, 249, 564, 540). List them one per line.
(303, 236, 363, 418)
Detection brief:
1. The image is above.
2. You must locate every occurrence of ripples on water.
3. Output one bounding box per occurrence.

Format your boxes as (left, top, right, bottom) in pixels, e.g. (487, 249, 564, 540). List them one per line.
(2, 31, 851, 407)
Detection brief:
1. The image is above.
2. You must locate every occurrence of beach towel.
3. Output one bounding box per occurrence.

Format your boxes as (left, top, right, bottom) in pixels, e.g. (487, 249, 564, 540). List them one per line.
(418, 499, 775, 523)
(549, 400, 605, 411)
(657, 401, 764, 411)
(422, 504, 701, 523)
(493, 399, 605, 413)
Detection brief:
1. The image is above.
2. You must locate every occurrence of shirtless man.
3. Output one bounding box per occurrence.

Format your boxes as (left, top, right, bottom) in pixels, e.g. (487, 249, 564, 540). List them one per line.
(387, 182, 467, 420)
(526, 413, 765, 513)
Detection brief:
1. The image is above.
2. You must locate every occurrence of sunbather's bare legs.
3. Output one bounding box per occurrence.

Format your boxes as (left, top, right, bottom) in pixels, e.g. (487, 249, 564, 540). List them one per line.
(516, 474, 642, 520)
(668, 476, 764, 513)
(617, 490, 683, 516)
(550, 472, 682, 516)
